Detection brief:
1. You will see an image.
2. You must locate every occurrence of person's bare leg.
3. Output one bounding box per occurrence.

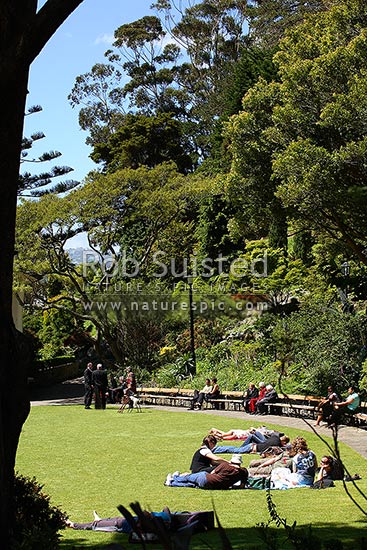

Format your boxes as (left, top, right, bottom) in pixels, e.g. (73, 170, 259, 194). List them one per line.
(315, 413, 323, 426)
(65, 519, 74, 528)
(209, 428, 225, 438)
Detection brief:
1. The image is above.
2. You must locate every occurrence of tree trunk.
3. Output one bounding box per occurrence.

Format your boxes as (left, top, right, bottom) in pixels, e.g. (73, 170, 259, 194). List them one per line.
(0, 44, 32, 549)
(0, 1, 84, 545)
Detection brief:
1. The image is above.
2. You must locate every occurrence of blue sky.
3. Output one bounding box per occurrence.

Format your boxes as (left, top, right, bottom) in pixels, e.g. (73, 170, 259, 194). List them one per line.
(25, 1, 154, 195)
(24, 1, 156, 246)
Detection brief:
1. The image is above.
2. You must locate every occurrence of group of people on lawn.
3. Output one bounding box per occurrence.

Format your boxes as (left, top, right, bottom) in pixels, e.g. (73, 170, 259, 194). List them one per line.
(163, 425, 343, 491)
(84, 362, 137, 409)
(68, 374, 357, 533)
(163, 381, 359, 491)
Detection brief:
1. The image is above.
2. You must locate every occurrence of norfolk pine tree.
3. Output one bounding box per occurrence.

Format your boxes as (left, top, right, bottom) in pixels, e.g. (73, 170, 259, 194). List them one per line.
(0, 1, 85, 546)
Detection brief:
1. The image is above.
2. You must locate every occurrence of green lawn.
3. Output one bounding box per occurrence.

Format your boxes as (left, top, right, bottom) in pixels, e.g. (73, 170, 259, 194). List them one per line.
(16, 406, 367, 549)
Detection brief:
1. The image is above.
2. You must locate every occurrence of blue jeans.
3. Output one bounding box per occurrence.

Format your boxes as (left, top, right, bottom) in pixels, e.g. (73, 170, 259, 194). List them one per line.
(170, 471, 208, 488)
(214, 430, 266, 454)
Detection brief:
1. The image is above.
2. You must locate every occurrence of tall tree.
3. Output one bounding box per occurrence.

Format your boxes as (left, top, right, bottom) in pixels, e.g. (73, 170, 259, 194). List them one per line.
(271, 0, 367, 264)
(15, 163, 208, 368)
(248, 0, 329, 47)
(0, 1, 84, 545)
(91, 112, 195, 173)
(225, 0, 367, 263)
(69, 1, 251, 161)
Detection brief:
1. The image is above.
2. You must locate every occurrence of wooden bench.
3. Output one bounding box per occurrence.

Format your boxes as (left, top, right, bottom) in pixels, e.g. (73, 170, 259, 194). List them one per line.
(355, 411, 367, 427)
(204, 391, 244, 411)
(349, 402, 367, 428)
(138, 388, 367, 425)
(264, 394, 321, 419)
(139, 387, 195, 408)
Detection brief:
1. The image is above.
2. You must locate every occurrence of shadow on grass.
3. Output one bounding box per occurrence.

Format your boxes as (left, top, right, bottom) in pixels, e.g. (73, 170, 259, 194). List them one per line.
(59, 522, 367, 549)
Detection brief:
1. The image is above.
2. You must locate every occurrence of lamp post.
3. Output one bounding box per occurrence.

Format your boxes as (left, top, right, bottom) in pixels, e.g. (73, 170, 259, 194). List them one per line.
(340, 260, 352, 312)
(341, 261, 350, 300)
(186, 275, 196, 375)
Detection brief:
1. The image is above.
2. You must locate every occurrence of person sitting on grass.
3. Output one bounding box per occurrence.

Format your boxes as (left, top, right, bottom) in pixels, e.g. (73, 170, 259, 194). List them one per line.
(270, 437, 316, 489)
(316, 456, 340, 482)
(189, 434, 230, 473)
(164, 454, 248, 489)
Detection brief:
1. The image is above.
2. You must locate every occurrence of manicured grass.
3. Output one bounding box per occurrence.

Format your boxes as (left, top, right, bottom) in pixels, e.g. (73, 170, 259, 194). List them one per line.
(16, 406, 367, 549)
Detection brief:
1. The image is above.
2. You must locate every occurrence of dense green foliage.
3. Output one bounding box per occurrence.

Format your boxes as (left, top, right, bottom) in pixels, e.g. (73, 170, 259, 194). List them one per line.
(12, 473, 66, 549)
(16, 0, 367, 396)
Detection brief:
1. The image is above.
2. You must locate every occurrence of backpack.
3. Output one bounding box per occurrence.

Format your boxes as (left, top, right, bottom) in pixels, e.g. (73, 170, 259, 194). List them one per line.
(331, 457, 344, 480)
(311, 479, 335, 489)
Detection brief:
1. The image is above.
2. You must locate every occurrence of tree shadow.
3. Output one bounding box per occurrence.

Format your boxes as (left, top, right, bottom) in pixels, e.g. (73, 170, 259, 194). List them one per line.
(59, 522, 367, 549)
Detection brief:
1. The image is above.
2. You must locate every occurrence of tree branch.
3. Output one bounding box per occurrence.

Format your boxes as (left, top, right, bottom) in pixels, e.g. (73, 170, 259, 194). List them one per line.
(27, 0, 85, 63)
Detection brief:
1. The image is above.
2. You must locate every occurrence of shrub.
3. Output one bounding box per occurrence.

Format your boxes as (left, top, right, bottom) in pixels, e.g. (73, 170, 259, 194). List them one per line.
(12, 473, 66, 550)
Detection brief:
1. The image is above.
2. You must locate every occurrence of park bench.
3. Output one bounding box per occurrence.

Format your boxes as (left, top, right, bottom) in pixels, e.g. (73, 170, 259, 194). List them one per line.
(354, 411, 367, 427)
(139, 387, 195, 408)
(204, 391, 244, 411)
(264, 394, 321, 419)
(138, 387, 367, 426)
(350, 402, 367, 428)
(139, 387, 245, 410)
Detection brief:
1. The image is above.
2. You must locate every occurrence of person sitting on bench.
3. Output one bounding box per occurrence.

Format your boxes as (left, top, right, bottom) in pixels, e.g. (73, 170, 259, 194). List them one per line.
(189, 378, 220, 410)
(327, 386, 360, 427)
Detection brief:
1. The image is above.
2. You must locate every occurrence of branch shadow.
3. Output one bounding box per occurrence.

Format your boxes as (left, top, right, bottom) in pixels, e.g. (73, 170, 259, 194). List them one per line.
(59, 522, 367, 549)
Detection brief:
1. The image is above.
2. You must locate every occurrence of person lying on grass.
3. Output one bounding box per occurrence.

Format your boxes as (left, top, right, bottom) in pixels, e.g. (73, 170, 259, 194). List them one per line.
(65, 508, 171, 532)
(209, 426, 279, 441)
(164, 454, 248, 489)
(213, 429, 290, 454)
(248, 451, 293, 477)
(209, 427, 256, 440)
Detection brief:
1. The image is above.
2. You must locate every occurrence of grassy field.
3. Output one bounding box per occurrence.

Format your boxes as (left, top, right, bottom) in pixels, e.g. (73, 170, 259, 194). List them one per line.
(16, 405, 367, 549)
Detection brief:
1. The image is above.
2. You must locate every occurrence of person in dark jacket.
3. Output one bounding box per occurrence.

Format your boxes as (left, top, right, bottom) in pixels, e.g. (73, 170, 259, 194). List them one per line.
(255, 384, 278, 415)
(189, 435, 229, 473)
(92, 363, 108, 409)
(83, 362, 94, 409)
(243, 383, 259, 413)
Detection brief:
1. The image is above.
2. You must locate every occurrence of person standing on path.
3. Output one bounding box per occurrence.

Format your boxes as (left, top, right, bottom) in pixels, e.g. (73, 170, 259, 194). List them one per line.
(83, 362, 94, 409)
(92, 363, 108, 409)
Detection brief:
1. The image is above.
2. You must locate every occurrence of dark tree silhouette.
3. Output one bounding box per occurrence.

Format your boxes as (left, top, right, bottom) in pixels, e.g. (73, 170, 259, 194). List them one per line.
(0, 1, 84, 545)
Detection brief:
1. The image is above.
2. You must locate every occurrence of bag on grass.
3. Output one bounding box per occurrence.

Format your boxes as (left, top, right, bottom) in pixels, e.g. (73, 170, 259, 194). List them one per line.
(246, 476, 271, 490)
(311, 479, 335, 489)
